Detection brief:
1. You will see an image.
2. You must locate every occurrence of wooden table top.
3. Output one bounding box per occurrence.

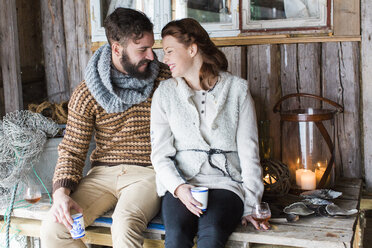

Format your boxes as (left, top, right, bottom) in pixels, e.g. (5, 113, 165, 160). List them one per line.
(0, 177, 362, 248)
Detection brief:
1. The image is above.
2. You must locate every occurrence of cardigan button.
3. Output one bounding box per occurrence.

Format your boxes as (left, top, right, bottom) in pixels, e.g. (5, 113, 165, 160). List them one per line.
(212, 124, 218, 130)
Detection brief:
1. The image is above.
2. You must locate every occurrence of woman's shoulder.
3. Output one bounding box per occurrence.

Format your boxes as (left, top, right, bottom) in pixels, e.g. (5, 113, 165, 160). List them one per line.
(220, 72, 248, 92)
(153, 77, 179, 99)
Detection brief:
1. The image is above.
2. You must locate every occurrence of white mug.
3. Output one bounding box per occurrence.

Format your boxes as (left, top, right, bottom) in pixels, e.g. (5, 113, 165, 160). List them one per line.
(191, 187, 209, 211)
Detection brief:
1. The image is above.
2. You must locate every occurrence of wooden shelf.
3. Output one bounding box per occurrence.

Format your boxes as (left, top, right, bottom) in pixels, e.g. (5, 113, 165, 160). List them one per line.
(91, 35, 361, 51)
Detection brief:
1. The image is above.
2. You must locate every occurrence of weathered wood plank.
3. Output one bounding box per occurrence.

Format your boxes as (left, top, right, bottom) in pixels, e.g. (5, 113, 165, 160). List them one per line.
(63, 0, 91, 94)
(280, 44, 300, 177)
(0, 0, 23, 112)
(63, 0, 79, 95)
(40, 0, 69, 103)
(321, 42, 342, 180)
(220, 46, 243, 78)
(334, 0, 360, 36)
(297, 43, 321, 107)
(323, 42, 361, 179)
(247, 45, 281, 159)
(76, 0, 92, 88)
(362, 0, 372, 190)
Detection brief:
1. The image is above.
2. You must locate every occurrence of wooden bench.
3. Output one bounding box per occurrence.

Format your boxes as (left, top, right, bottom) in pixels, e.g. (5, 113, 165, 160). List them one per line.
(0, 178, 363, 248)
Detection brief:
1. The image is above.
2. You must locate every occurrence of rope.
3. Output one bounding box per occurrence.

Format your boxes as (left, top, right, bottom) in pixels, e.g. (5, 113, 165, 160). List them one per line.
(32, 167, 52, 204)
(28, 101, 69, 124)
(5, 183, 18, 248)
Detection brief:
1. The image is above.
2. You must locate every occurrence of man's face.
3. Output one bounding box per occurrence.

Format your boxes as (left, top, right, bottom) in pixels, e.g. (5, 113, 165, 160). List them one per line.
(120, 32, 155, 80)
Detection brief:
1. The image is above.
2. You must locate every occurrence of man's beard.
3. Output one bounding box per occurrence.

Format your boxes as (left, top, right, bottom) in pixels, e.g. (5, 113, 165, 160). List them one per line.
(120, 51, 153, 80)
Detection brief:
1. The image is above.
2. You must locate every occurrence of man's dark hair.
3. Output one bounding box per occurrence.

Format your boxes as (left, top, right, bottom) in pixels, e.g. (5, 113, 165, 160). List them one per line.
(104, 8, 153, 47)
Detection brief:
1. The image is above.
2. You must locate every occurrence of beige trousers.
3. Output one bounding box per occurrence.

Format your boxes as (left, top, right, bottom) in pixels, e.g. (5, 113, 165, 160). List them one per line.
(40, 165, 160, 248)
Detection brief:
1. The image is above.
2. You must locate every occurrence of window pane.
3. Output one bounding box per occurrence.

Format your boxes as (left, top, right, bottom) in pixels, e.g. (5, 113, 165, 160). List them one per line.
(100, 0, 155, 24)
(250, 0, 320, 21)
(173, 0, 232, 23)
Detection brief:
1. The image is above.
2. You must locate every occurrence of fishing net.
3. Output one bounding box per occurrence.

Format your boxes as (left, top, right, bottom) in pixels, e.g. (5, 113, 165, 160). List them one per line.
(0, 110, 59, 208)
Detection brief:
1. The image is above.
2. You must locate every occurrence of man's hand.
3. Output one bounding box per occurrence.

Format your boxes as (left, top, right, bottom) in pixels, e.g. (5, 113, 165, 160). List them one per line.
(51, 187, 83, 230)
(174, 184, 203, 217)
(241, 214, 270, 230)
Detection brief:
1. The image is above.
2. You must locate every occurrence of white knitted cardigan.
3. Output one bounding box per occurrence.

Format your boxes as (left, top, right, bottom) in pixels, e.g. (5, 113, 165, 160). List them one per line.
(151, 72, 264, 215)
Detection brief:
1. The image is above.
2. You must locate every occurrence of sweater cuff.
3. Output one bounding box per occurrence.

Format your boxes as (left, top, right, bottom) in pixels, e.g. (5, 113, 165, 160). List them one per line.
(53, 179, 78, 194)
(167, 178, 187, 197)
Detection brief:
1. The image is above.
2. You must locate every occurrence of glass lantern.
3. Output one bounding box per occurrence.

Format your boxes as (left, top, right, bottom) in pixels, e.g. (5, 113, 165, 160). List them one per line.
(273, 93, 343, 191)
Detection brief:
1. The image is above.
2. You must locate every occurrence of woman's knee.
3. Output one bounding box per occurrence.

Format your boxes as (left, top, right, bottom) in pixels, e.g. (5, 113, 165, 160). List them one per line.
(197, 225, 229, 248)
(165, 226, 195, 248)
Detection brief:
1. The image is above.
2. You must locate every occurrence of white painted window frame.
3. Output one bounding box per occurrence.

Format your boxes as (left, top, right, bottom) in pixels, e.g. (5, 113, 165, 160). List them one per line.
(90, 0, 240, 42)
(90, 0, 330, 42)
(170, 0, 240, 37)
(241, 0, 329, 31)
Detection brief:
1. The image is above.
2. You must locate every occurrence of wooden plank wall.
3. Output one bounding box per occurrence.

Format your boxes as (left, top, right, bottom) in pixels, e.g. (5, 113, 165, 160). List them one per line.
(362, 0, 372, 190)
(227, 42, 361, 180)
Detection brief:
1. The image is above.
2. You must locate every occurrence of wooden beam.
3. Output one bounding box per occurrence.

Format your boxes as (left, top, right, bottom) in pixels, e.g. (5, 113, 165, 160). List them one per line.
(91, 35, 362, 52)
(362, 0, 372, 190)
(334, 0, 360, 36)
(0, 0, 23, 112)
(40, 0, 69, 103)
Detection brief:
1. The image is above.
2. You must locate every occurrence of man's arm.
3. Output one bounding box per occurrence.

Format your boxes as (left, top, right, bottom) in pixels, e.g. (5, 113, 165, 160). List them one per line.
(50, 83, 95, 229)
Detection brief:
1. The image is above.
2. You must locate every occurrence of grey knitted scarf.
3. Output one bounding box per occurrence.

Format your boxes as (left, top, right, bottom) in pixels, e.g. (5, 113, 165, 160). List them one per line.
(84, 43, 159, 113)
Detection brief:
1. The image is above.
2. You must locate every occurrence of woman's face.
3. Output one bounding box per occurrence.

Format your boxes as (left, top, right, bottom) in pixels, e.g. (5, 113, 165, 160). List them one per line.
(162, 35, 194, 78)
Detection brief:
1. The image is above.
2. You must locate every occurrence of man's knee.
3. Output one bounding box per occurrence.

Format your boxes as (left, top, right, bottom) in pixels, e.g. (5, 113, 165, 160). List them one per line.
(111, 209, 147, 233)
(40, 217, 68, 243)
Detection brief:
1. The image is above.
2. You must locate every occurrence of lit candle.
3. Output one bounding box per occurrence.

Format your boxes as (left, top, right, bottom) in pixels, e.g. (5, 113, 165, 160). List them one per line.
(315, 162, 326, 185)
(296, 169, 305, 186)
(300, 170, 316, 190)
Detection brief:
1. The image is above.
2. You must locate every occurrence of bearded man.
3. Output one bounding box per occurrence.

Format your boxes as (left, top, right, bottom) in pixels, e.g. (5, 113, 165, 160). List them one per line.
(40, 8, 170, 248)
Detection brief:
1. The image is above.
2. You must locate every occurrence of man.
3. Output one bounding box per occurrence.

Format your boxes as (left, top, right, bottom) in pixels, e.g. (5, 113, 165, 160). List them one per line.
(40, 8, 170, 248)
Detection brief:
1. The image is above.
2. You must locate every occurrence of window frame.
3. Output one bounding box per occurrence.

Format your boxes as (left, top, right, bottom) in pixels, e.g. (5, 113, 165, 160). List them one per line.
(89, 0, 333, 43)
(240, 0, 332, 32)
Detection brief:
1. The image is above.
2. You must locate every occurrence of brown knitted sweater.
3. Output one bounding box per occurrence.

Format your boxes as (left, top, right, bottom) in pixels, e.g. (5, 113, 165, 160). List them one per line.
(52, 63, 171, 192)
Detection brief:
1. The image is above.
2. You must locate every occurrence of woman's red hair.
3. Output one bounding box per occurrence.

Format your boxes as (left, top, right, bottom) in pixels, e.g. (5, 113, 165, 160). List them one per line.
(161, 18, 228, 90)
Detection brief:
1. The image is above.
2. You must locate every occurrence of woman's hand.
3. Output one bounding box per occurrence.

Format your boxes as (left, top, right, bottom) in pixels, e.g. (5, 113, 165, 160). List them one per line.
(241, 214, 270, 230)
(174, 184, 204, 217)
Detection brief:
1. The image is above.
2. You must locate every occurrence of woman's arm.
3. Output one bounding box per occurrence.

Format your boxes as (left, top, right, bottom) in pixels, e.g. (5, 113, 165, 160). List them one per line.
(150, 89, 186, 195)
(236, 88, 269, 229)
(151, 88, 204, 216)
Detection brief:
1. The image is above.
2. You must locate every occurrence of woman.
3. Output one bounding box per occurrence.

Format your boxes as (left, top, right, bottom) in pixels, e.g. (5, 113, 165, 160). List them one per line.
(150, 18, 268, 248)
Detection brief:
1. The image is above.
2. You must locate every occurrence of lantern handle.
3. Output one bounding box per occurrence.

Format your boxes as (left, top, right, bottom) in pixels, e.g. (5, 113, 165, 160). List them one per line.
(273, 93, 344, 113)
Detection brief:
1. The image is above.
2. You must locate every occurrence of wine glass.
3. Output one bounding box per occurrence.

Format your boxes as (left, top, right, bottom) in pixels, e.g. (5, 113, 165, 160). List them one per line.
(251, 202, 271, 225)
(24, 176, 42, 204)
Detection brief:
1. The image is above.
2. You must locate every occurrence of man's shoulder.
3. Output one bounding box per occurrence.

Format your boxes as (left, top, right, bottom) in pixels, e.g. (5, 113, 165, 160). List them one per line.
(157, 62, 171, 81)
(68, 81, 98, 112)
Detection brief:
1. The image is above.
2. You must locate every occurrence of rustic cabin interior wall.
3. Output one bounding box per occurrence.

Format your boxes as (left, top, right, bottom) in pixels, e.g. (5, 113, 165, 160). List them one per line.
(216, 42, 361, 180)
